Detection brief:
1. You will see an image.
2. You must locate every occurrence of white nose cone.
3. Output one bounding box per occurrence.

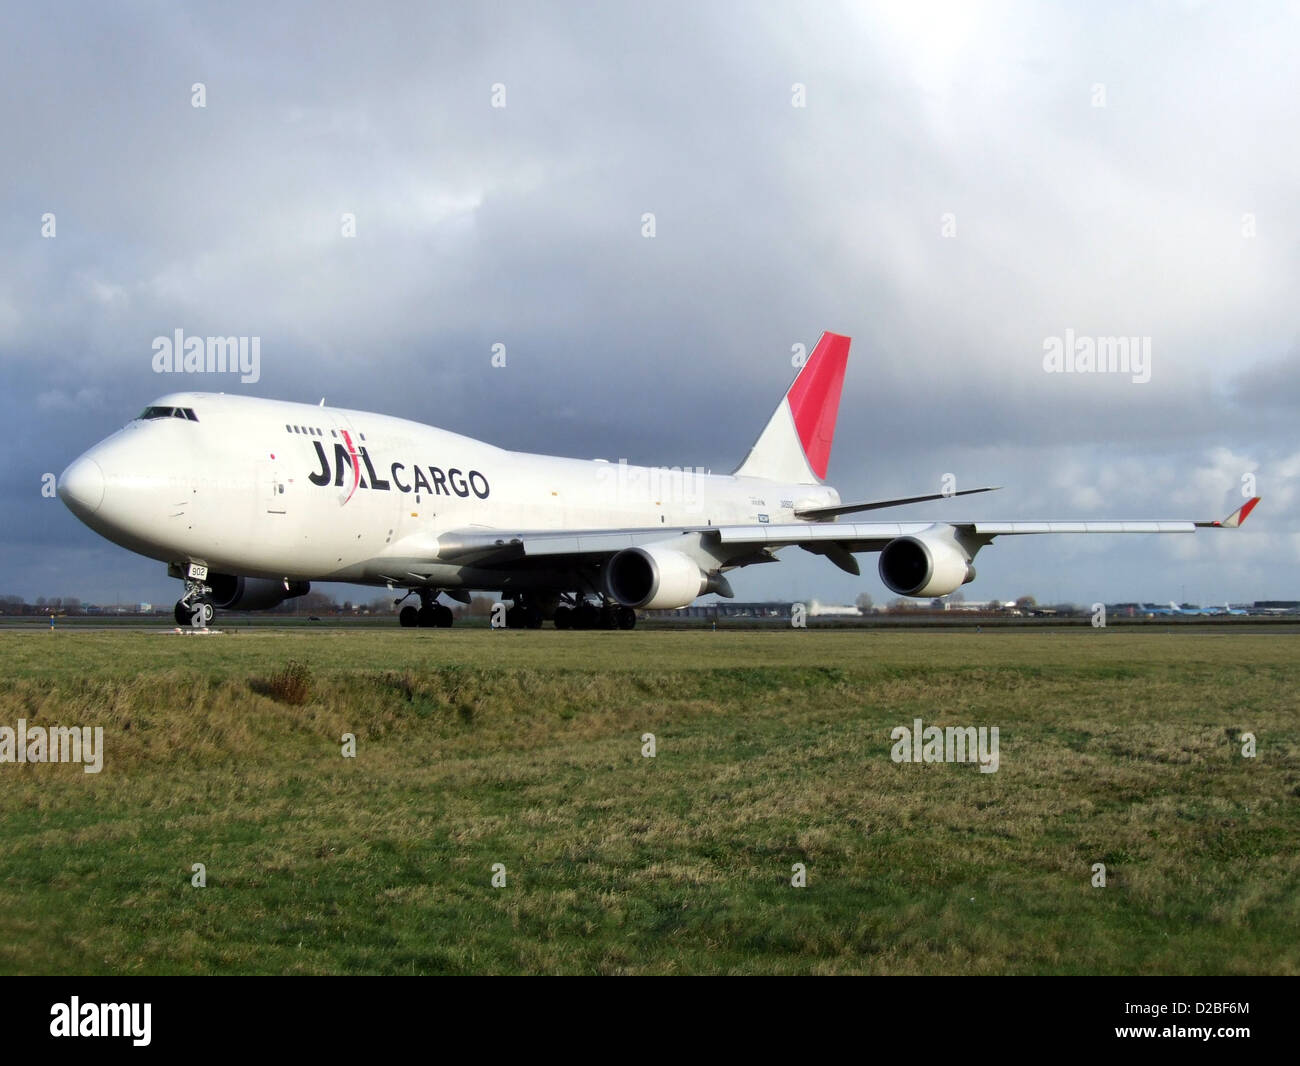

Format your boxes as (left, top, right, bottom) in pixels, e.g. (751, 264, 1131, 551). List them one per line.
(58, 456, 105, 517)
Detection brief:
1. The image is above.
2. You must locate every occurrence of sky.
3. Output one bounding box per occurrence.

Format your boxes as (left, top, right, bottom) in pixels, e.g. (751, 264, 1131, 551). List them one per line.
(1, 0, 1296, 609)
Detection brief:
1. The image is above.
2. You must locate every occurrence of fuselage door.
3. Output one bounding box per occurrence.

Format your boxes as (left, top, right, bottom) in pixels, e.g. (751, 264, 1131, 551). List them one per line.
(258, 459, 288, 515)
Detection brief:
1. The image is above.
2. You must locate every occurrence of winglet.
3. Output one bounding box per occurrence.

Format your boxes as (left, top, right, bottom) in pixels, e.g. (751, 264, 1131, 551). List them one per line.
(1196, 496, 1261, 528)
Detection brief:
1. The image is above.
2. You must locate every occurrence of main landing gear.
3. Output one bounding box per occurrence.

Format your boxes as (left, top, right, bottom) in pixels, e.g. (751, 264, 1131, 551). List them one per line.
(174, 577, 214, 628)
(504, 602, 545, 629)
(550, 598, 636, 631)
(397, 589, 454, 628)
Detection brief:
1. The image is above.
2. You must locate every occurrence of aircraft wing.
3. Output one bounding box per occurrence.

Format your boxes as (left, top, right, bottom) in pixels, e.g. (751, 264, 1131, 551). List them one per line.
(432, 497, 1260, 573)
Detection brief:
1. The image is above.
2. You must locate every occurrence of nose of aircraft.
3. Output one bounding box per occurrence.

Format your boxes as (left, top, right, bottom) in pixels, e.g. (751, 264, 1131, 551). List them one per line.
(58, 455, 105, 516)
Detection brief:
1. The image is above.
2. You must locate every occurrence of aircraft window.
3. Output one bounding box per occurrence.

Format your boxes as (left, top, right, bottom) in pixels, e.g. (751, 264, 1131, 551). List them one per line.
(286, 424, 292, 433)
(184, 408, 198, 421)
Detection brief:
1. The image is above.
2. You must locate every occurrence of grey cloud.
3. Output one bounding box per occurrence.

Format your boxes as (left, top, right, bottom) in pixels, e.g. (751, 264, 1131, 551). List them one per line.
(2, 0, 1297, 607)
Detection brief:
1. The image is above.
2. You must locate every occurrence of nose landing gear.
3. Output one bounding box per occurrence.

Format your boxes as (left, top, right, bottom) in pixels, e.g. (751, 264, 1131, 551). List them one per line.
(174, 577, 215, 628)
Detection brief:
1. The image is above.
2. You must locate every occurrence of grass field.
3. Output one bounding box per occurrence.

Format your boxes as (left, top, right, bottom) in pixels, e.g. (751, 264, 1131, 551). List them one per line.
(0, 627, 1296, 975)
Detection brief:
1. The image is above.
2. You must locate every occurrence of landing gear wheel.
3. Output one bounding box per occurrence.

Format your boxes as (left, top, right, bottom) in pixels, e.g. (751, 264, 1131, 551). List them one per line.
(175, 600, 213, 628)
(505, 605, 524, 629)
(525, 606, 544, 629)
(433, 604, 454, 628)
(418, 605, 438, 628)
(554, 606, 573, 630)
(617, 606, 637, 630)
(399, 605, 419, 628)
(575, 603, 599, 630)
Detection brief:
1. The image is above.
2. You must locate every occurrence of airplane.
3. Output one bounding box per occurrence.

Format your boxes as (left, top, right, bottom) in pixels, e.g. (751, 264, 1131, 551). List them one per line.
(1193, 602, 1249, 616)
(1144, 600, 1201, 616)
(1140, 601, 1248, 617)
(56, 332, 1261, 630)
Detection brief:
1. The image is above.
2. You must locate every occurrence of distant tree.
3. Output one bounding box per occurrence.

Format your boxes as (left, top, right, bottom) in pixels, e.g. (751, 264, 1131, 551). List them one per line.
(468, 596, 494, 617)
(987, 598, 1003, 611)
(296, 590, 338, 613)
(948, 590, 965, 604)
(35, 597, 46, 607)
(1015, 595, 1037, 611)
(887, 597, 910, 612)
(855, 592, 873, 611)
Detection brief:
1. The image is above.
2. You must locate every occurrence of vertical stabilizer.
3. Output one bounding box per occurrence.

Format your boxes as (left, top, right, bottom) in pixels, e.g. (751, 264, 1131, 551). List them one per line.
(733, 331, 850, 484)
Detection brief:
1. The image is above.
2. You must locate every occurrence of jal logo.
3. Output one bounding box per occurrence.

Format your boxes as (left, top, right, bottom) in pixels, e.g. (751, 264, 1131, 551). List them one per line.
(307, 433, 489, 504)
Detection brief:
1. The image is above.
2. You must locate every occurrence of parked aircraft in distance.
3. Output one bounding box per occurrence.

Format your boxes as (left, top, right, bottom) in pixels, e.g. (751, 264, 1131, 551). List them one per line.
(1141, 601, 1250, 617)
(58, 332, 1261, 629)
(1140, 602, 1195, 616)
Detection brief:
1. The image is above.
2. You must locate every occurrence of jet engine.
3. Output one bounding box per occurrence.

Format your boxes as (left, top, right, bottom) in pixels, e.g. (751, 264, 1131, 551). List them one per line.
(603, 546, 724, 609)
(208, 574, 310, 611)
(878, 534, 976, 598)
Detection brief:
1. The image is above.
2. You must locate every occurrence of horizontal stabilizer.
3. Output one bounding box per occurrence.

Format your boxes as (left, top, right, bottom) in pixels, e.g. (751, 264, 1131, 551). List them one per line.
(796, 485, 1001, 520)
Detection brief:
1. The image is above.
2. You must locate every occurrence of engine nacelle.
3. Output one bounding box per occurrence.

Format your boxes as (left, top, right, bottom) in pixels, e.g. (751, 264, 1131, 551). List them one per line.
(208, 574, 310, 611)
(604, 546, 710, 609)
(878, 535, 976, 598)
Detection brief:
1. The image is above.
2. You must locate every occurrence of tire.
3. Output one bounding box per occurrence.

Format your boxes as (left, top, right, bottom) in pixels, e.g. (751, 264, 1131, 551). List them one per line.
(399, 605, 419, 628)
(434, 604, 454, 628)
(617, 606, 637, 630)
(418, 605, 437, 628)
(174, 601, 190, 626)
(553, 606, 573, 630)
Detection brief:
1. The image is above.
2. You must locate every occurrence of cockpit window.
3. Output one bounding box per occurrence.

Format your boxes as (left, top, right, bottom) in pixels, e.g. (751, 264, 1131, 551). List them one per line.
(138, 406, 199, 422)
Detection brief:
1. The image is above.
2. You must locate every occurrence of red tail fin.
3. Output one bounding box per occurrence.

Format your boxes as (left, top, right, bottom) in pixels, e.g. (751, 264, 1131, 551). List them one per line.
(733, 332, 851, 484)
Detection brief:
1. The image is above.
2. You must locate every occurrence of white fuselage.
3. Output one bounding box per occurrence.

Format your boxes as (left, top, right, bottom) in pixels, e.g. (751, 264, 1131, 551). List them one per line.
(60, 392, 840, 590)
